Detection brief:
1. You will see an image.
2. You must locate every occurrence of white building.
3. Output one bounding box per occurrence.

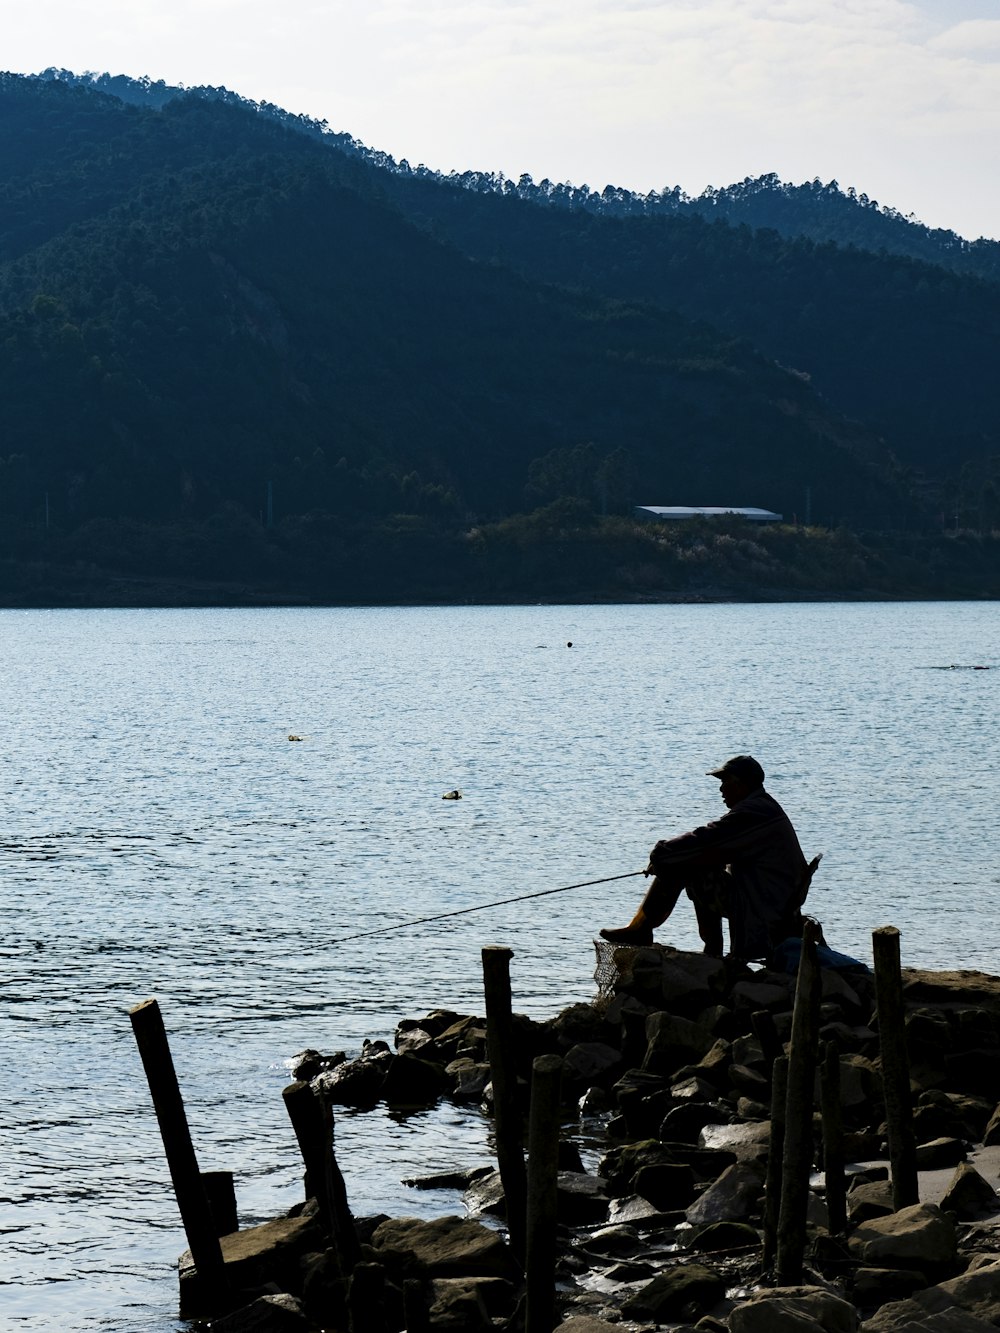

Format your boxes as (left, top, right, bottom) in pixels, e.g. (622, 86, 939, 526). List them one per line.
(633, 505, 783, 523)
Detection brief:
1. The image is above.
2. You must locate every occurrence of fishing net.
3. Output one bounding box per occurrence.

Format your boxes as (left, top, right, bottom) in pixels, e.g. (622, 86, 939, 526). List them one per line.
(593, 937, 649, 1012)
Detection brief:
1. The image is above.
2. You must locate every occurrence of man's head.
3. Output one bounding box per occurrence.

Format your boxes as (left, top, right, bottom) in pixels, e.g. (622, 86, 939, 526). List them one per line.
(707, 754, 765, 808)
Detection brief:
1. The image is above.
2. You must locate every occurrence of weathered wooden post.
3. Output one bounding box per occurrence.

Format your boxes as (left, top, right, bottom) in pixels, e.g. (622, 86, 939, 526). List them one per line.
(762, 1053, 788, 1269)
(776, 919, 822, 1285)
(525, 1054, 563, 1333)
(820, 1040, 847, 1233)
(873, 925, 919, 1210)
(482, 945, 527, 1262)
(128, 998, 228, 1302)
(282, 1079, 359, 1269)
(348, 1261, 387, 1333)
(200, 1170, 238, 1237)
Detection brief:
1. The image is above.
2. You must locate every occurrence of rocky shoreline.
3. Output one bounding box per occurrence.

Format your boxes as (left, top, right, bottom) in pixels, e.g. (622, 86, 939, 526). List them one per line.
(184, 944, 1000, 1332)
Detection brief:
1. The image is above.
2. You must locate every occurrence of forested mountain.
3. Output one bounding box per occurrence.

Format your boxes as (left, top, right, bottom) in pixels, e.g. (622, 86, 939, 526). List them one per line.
(0, 70, 997, 604)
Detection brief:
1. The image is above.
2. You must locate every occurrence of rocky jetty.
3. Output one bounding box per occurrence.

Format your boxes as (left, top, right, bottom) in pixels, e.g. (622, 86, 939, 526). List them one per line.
(182, 946, 1000, 1331)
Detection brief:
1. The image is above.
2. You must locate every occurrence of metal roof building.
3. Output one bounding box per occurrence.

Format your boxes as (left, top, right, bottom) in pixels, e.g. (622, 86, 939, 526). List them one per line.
(634, 505, 783, 522)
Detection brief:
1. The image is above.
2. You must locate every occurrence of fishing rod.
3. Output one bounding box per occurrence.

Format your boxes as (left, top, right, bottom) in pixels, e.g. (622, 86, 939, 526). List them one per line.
(331, 869, 646, 944)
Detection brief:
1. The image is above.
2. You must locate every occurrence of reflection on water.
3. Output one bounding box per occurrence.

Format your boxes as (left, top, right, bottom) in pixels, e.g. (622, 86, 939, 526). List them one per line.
(0, 602, 997, 1330)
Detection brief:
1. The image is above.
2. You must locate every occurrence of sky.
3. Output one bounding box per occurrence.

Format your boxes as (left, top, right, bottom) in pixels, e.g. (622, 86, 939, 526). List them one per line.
(7, 0, 1000, 240)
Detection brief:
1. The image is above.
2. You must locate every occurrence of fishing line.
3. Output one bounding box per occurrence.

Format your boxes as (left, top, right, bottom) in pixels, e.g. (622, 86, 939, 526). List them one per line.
(331, 869, 646, 943)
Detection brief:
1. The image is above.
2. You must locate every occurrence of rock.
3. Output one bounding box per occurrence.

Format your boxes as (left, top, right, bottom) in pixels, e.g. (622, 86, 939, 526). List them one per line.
(445, 1057, 490, 1101)
(915, 1137, 968, 1170)
(209, 1293, 311, 1333)
(729, 1063, 770, 1098)
(313, 1049, 393, 1106)
(562, 1041, 623, 1088)
(621, 1262, 725, 1321)
(731, 980, 791, 1012)
(370, 1215, 521, 1281)
(179, 1215, 324, 1313)
(983, 1102, 1000, 1146)
(579, 1224, 646, 1258)
(672, 1075, 723, 1102)
(633, 1162, 697, 1210)
(660, 1100, 733, 1143)
(847, 1180, 894, 1223)
(643, 1011, 717, 1077)
(689, 1220, 760, 1254)
(394, 1025, 435, 1054)
(606, 1194, 667, 1224)
(729, 1285, 860, 1332)
(939, 1163, 1000, 1220)
(381, 1052, 448, 1108)
(685, 1162, 764, 1225)
(859, 1256, 1000, 1329)
(463, 1168, 506, 1218)
(558, 1317, 622, 1332)
(835, 1054, 882, 1112)
(428, 1276, 516, 1329)
(556, 1171, 610, 1224)
(945, 1049, 1000, 1100)
(699, 1120, 771, 1162)
(298, 1249, 346, 1325)
(848, 1202, 958, 1272)
(852, 1267, 929, 1310)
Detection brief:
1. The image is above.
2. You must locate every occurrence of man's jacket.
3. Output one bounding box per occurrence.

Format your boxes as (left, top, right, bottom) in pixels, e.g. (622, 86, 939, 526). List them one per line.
(649, 787, 808, 959)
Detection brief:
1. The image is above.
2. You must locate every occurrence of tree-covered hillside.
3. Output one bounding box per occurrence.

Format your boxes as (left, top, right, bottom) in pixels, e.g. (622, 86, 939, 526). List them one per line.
(0, 71, 997, 604)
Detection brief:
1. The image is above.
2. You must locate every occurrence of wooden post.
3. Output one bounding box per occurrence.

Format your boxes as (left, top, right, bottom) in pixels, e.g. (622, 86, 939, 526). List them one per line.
(282, 1080, 359, 1268)
(762, 1054, 788, 1269)
(776, 919, 822, 1285)
(200, 1170, 238, 1237)
(128, 999, 228, 1299)
(820, 1041, 847, 1234)
(482, 945, 527, 1262)
(525, 1054, 562, 1333)
(873, 925, 919, 1210)
(348, 1262, 387, 1333)
(751, 1009, 784, 1069)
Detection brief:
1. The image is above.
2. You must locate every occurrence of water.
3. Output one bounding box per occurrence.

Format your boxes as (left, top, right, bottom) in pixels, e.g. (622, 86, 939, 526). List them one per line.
(1, 601, 996, 1330)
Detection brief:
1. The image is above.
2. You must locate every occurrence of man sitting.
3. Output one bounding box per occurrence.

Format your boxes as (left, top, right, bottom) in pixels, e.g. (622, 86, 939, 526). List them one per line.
(600, 754, 809, 960)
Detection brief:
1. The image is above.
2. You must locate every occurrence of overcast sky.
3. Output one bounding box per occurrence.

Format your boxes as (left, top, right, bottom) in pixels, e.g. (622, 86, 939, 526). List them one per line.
(8, 0, 1000, 239)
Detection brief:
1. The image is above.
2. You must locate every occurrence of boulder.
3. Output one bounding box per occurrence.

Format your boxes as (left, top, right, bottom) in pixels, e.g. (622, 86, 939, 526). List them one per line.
(689, 1220, 760, 1254)
(179, 1215, 324, 1308)
(915, 1137, 967, 1170)
(313, 1049, 394, 1106)
(847, 1180, 894, 1223)
(632, 1162, 697, 1210)
(556, 1171, 610, 1224)
(731, 980, 791, 1012)
(209, 1294, 311, 1333)
(848, 1203, 958, 1272)
(428, 1276, 515, 1330)
(370, 1215, 522, 1281)
(445, 1057, 490, 1101)
(685, 1162, 764, 1225)
(851, 1267, 930, 1310)
(860, 1256, 1000, 1330)
(463, 1169, 506, 1218)
(659, 1099, 732, 1143)
(562, 1042, 623, 1088)
(729, 1286, 859, 1332)
(643, 1011, 716, 1077)
(621, 1262, 725, 1321)
(381, 1052, 448, 1108)
(558, 1317, 623, 1333)
(939, 1163, 1000, 1220)
(981, 1102, 1000, 1146)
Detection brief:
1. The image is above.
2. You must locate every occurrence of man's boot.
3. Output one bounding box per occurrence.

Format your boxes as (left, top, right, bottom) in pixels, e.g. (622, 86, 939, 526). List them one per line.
(600, 876, 683, 946)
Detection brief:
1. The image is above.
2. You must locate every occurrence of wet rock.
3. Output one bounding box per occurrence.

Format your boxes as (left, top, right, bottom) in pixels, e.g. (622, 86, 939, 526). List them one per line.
(394, 1025, 435, 1054)
(463, 1169, 506, 1218)
(621, 1262, 725, 1321)
(179, 1216, 324, 1317)
(209, 1293, 311, 1333)
(940, 1163, 1000, 1219)
(685, 1162, 764, 1226)
(578, 1224, 646, 1259)
(370, 1215, 522, 1281)
(660, 1099, 733, 1143)
(689, 1220, 760, 1254)
(729, 1063, 770, 1098)
(297, 1249, 346, 1325)
(606, 1193, 668, 1225)
(859, 1255, 1000, 1329)
(633, 1161, 697, 1210)
(699, 1120, 771, 1163)
(848, 1202, 958, 1272)
(558, 1317, 622, 1332)
(444, 1057, 490, 1101)
(313, 1048, 394, 1106)
(381, 1052, 449, 1108)
(290, 1048, 346, 1081)
(729, 1285, 859, 1332)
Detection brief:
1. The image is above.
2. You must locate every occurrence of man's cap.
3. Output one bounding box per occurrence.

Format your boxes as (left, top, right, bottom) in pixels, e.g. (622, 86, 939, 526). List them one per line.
(707, 754, 765, 786)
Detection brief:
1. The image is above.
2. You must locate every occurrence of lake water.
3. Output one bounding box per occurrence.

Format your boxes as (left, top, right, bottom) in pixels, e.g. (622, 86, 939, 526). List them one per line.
(1, 602, 997, 1330)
